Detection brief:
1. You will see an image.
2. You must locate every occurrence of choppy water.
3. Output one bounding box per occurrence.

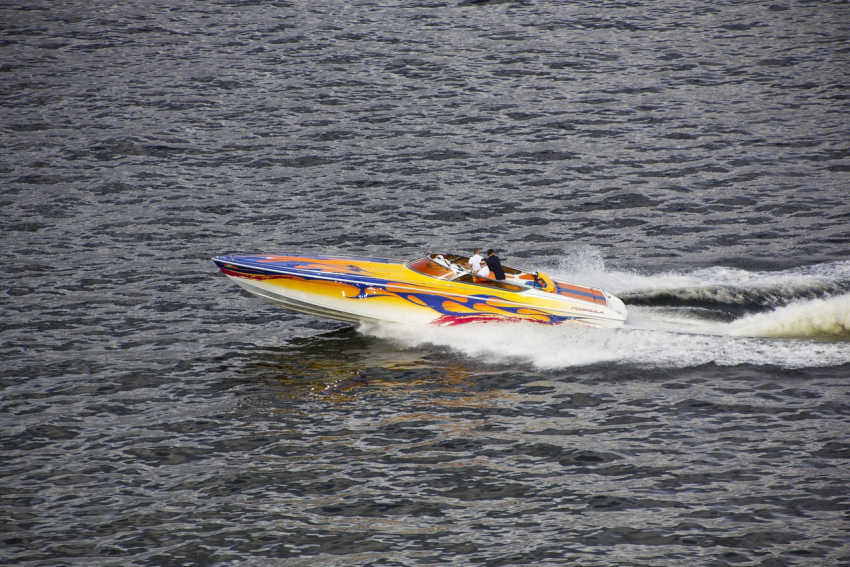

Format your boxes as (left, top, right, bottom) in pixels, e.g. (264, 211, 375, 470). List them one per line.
(2, 1, 850, 565)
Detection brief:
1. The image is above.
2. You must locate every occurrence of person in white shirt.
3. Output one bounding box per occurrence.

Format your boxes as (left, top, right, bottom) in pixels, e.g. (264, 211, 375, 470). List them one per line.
(476, 259, 490, 277)
(466, 248, 483, 272)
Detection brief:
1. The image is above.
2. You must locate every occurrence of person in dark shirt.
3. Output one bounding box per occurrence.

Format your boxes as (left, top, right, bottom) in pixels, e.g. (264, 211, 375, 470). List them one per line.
(485, 249, 506, 280)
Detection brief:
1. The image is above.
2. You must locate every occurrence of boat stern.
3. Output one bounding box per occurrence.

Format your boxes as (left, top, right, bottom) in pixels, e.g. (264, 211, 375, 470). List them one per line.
(606, 292, 629, 323)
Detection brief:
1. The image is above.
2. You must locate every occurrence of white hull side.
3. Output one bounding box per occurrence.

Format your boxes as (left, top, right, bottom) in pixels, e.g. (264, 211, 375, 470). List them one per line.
(227, 276, 437, 325)
(227, 275, 626, 328)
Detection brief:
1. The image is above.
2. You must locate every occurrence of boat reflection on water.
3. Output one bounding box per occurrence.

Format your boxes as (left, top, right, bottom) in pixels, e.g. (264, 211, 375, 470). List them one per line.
(230, 327, 531, 410)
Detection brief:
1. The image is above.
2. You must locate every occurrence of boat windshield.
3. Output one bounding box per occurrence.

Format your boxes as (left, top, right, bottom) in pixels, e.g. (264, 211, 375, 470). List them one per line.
(407, 256, 456, 279)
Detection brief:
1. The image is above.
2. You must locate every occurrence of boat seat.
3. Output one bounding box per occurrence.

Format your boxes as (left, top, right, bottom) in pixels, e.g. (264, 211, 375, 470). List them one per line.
(529, 272, 556, 293)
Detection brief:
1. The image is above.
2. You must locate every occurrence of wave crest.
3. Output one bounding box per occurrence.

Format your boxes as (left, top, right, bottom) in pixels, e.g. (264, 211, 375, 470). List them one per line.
(728, 294, 850, 339)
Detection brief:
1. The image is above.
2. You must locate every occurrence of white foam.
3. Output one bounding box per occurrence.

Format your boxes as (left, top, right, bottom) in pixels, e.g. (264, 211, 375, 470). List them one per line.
(727, 294, 850, 339)
(359, 316, 850, 370)
(547, 247, 850, 301)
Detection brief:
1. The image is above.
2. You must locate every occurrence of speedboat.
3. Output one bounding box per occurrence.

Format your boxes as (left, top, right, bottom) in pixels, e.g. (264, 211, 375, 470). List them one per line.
(213, 252, 628, 328)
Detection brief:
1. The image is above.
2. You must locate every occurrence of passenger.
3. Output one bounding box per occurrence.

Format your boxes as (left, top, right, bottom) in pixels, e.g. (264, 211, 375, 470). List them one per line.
(465, 248, 483, 272)
(485, 249, 506, 280)
(476, 259, 490, 277)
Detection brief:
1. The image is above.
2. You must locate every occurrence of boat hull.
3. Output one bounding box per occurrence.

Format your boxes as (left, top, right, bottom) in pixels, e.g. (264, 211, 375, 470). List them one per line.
(213, 253, 628, 328)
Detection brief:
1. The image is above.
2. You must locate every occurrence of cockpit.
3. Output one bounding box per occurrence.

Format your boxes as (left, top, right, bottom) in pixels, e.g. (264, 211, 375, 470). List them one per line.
(407, 253, 545, 293)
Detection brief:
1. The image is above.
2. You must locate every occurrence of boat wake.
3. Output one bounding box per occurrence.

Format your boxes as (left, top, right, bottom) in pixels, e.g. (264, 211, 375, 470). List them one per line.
(358, 256, 850, 370)
(554, 248, 850, 309)
(626, 295, 850, 340)
(726, 295, 850, 339)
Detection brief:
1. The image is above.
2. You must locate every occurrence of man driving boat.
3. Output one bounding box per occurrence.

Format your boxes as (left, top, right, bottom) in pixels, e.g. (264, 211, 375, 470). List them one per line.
(485, 249, 506, 280)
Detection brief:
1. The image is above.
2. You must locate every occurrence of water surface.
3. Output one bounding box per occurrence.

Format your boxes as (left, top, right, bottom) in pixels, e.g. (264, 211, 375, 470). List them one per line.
(2, 1, 849, 565)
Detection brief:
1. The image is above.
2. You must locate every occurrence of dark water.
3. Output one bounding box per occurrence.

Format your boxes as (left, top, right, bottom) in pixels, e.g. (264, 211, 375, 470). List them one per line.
(3, 1, 850, 565)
